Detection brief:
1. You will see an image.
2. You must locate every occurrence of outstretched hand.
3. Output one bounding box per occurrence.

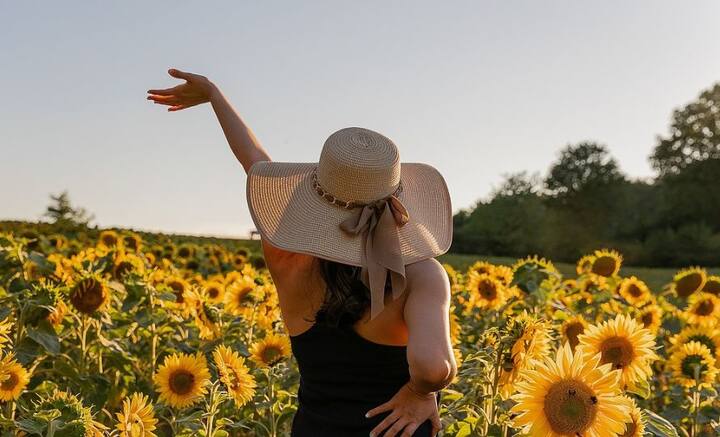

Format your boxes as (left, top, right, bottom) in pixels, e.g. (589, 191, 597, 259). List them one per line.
(366, 382, 441, 437)
(147, 68, 216, 111)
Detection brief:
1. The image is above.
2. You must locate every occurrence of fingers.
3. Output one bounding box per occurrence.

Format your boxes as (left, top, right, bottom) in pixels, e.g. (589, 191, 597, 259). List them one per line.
(400, 422, 420, 437)
(370, 411, 399, 437)
(147, 95, 180, 103)
(384, 418, 410, 437)
(366, 402, 392, 419)
(168, 68, 198, 81)
(168, 102, 202, 111)
(147, 85, 183, 96)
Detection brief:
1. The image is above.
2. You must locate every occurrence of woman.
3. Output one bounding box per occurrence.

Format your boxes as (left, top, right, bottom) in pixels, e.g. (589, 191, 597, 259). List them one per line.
(147, 69, 457, 437)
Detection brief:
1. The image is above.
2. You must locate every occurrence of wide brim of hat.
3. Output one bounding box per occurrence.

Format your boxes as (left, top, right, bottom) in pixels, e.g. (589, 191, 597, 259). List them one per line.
(246, 161, 453, 267)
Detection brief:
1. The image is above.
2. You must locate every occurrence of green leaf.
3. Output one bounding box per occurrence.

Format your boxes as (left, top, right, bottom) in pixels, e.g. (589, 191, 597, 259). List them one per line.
(26, 320, 60, 355)
(15, 418, 47, 434)
(15, 336, 43, 365)
(643, 409, 680, 437)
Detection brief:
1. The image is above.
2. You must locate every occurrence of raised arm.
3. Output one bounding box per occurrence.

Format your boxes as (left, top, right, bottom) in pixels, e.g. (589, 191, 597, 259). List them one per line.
(366, 258, 456, 437)
(147, 69, 308, 267)
(147, 68, 270, 172)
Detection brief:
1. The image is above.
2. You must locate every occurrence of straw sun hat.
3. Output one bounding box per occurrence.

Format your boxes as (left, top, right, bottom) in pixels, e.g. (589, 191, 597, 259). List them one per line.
(246, 127, 452, 318)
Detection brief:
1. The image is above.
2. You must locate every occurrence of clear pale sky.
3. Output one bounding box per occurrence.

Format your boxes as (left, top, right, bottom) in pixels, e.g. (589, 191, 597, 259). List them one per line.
(2, 1, 719, 237)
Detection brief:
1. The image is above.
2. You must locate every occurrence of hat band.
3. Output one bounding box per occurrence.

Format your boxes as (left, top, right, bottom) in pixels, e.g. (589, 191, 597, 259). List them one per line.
(311, 167, 403, 210)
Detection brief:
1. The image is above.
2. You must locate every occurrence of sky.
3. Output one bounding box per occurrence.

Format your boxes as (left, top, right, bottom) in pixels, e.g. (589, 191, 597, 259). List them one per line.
(2, 1, 719, 237)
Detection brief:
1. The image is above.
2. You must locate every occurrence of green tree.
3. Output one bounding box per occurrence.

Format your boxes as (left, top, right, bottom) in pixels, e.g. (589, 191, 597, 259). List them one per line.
(650, 83, 720, 176)
(44, 191, 94, 226)
(544, 142, 625, 197)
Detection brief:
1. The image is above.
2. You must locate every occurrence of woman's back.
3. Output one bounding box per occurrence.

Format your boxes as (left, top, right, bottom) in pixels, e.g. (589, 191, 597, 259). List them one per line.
(289, 322, 438, 436)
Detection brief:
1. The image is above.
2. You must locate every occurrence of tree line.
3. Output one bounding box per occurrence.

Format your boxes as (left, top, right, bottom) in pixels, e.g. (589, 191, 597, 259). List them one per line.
(451, 82, 720, 267)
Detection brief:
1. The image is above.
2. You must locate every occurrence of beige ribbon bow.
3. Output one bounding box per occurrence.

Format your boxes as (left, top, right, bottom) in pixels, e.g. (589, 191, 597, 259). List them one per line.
(339, 194, 410, 320)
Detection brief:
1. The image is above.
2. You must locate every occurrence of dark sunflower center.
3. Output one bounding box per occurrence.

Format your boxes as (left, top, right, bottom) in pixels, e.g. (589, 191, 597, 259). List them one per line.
(169, 282, 186, 303)
(238, 287, 254, 304)
(478, 280, 498, 300)
(640, 312, 655, 327)
(704, 280, 720, 295)
(178, 248, 191, 258)
(261, 346, 282, 364)
(620, 420, 637, 437)
(681, 355, 707, 379)
(688, 335, 715, 355)
(565, 322, 585, 349)
(627, 284, 643, 298)
(102, 235, 117, 246)
(208, 288, 219, 299)
(694, 300, 714, 316)
(70, 279, 105, 314)
(169, 370, 195, 395)
(0, 372, 19, 391)
(591, 256, 617, 277)
(600, 336, 635, 369)
(676, 273, 703, 298)
(115, 261, 133, 278)
(543, 379, 598, 435)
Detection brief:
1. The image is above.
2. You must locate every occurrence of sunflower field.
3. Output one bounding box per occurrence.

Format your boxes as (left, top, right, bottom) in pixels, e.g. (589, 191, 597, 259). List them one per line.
(0, 226, 719, 437)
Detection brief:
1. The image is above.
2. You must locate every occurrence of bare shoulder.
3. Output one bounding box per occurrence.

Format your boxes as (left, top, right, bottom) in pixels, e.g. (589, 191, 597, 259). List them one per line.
(405, 258, 451, 302)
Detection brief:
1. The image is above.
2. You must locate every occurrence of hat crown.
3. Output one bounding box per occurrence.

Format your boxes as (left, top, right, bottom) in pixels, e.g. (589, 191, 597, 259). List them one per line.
(317, 127, 401, 204)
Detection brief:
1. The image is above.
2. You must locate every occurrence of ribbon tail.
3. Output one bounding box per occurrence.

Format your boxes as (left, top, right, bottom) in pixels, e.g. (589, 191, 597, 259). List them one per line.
(367, 202, 407, 319)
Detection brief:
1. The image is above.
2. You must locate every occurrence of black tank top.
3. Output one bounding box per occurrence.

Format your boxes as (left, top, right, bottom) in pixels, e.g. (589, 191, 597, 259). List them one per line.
(289, 322, 439, 436)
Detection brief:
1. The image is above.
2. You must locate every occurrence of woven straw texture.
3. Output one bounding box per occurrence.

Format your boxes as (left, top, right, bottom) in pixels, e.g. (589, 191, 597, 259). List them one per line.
(245, 128, 453, 266)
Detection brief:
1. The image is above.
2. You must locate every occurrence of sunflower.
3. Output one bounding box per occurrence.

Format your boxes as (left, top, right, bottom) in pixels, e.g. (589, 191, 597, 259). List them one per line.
(682, 292, 720, 328)
(231, 254, 247, 270)
(165, 277, 194, 307)
(561, 315, 589, 351)
(577, 314, 658, 390)
(115, 392, 158, 437)
(467, 260, 495, 276)
(213, 345, 256, 407)
(194, 302, 220, 340)
(672, 267, 707, 298)
(112, 253, 145, 279)
(589, 249, 622, 278)
(122, 233, 143, 252)
(635, 304, 662, 334)
(0, 318, 12, 353)
(576, 254, 595, 275)
(618, 277, 651, 307)
(34, 390, 107, 436)
(512, 255, 559, 275)
(224, 276, 262, 316)
(250, 333, 291, 367)
(176, 244, 195, 259)
(510, 343, 630, 437)
(48, 234, 67, 249)
(47, 300, 69, 327)
(203, 280, 225, 304)
(154, 352, 210, 409)
(667, 341, 719, 388)
(670, 326, 720, 365)
(619, 396, 645, 437)
(499, 314, 552, 398)
(0, 354, 30, 402)
(69, 276, 109, 314)
(492, 265, 514, 286)
(98, 230, 121, 249)
(466, 272, 507, 310)
(703, 275, 720, 295)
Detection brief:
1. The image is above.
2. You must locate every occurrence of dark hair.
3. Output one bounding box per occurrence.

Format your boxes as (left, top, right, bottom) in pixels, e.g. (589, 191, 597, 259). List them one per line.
(314, 258, 389, 328)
